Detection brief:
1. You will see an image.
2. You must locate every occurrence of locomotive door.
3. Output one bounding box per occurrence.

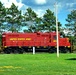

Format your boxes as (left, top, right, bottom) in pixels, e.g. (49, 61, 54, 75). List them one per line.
(49, 34, 57, 42)
(41, 34, 49, 46)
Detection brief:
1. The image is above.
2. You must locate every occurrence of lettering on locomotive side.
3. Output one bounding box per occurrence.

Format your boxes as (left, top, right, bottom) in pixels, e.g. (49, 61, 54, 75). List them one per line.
(10, 38, 17, 40)
(25, 38, 31, 40)
(18, 38, 25, 40)
(10, 38, 31, 41)
(10, 38, 25, 41)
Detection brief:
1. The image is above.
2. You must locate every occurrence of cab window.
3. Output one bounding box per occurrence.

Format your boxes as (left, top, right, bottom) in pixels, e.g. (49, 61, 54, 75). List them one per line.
(53, 35, 57, 40)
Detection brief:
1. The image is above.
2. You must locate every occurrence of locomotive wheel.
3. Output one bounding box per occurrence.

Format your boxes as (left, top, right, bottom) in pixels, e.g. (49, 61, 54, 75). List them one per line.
(17, 48, 24, 54)
(60, 49, 67, 53)
(12, 48, 24, 54)
(64, 48, 70, 53)
(13, 49, 18, 54)
(3, 48, 11, 54)
(59, 47, 70, 53)
(49, 47, 56, 53)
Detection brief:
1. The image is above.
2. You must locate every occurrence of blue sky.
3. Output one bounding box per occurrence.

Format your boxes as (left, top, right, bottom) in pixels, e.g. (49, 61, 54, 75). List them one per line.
(0, 0, 76, 27)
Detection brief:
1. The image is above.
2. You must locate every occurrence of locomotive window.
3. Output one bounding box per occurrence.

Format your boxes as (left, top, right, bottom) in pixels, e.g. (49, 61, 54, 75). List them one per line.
(60, 35, 63, 38)
(53, 35, 57, 40)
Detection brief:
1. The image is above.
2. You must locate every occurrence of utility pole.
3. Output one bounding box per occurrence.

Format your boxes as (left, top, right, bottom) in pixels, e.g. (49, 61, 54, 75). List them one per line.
(55, 2, 59, 57)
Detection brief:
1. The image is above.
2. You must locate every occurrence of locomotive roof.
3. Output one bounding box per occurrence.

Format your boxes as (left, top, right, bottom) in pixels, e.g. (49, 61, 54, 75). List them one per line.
(2, 32, 58, 35)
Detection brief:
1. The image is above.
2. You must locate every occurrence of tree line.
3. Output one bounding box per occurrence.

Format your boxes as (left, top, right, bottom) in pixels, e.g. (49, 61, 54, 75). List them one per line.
(0, 2, 62, 33)
(0, 1, 76, 39)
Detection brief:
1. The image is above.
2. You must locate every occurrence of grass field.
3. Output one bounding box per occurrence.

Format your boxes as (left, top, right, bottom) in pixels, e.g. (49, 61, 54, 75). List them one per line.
(0, 53, 76, 75)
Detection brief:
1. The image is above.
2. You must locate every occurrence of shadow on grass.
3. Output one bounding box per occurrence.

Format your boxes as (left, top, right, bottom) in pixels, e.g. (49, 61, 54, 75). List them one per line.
(66, 58, 76, 60)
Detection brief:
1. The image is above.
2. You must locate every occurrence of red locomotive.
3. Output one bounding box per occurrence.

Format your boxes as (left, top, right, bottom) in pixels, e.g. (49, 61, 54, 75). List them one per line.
(1, 32, 71, 53)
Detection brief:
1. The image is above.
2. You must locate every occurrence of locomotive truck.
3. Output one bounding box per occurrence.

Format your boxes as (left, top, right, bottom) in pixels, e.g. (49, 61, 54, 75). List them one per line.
(0, 32, 71, 54)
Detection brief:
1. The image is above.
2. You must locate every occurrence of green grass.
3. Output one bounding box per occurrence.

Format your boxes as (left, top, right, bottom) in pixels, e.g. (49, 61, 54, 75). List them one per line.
(0, 53, 76, 75)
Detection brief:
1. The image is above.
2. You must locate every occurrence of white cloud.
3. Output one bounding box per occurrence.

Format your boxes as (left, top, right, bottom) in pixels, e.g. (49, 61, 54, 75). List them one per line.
(57, 3, 63, 13)
(53, 2, 63, 14)
(0, 0, 24, 9)
(66, 3, 76, 8)
(35, 0, 46, 5)
(34, 9, 45, 17)
(33, 3, 63, 17)
(65, 2, 76, 12)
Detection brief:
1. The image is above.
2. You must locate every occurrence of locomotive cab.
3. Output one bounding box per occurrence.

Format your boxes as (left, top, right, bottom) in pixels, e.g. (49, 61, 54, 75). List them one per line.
(49, 32, 71, 53)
